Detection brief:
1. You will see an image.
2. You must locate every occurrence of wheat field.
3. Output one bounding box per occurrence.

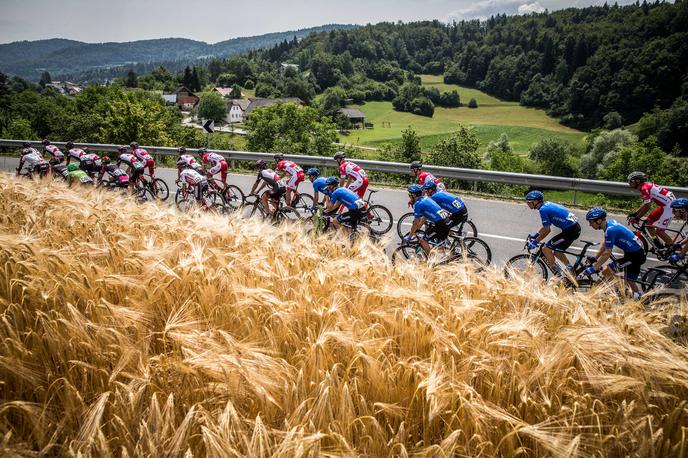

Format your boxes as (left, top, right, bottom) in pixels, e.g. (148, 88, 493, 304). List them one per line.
(1, 174, 687, 457)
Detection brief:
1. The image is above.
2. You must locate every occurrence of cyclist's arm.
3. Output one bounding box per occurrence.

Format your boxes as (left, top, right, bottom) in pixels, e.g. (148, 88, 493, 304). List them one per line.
(410, 216, 426, 237)
(593, 248, 613, 272)
(344, 176, 353, 188)
(16, 158, 24, 174)
(324, 200, 341, 213)
(633, 202, 651, 218)
(533, 226, 551, 243)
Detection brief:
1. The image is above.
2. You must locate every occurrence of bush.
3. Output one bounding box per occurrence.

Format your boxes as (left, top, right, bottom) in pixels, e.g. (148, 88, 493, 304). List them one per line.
(410, 96, 434, 117)
(243, 79, 255, 89)
(467, 98, 478, 109)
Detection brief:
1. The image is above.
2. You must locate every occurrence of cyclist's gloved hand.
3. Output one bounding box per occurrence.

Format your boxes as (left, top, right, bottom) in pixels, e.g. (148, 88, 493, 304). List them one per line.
(527, 239, 538, 250)
(528, 231, 539, 240)
(584, 266, 597, 276)
(670, 253, 684, 264)
(627, 213, 639, 224)
(403, 234, 416, 242)
(586, 255, 597, 265)
(673, 243, 683, 251)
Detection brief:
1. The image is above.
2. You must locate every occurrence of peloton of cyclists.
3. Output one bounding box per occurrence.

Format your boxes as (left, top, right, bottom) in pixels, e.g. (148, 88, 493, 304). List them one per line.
(525, 190, 581, 275)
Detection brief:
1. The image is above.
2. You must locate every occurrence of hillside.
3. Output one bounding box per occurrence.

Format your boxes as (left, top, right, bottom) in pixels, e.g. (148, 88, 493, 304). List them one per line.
(0, 24, 358, 81)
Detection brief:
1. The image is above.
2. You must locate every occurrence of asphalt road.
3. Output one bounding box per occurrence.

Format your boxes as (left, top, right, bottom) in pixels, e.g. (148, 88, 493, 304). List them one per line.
(2, 155, 678, 267)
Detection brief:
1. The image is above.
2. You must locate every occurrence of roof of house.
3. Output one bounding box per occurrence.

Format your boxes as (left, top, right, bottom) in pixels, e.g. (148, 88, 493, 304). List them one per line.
(229, 99, 250, 110)
(245, 97, 305, 116)
(338, 108, 366, 119)
(213, 87, 232, 97)
(162, 94, 177, 103)
(174, 86, 197, 96)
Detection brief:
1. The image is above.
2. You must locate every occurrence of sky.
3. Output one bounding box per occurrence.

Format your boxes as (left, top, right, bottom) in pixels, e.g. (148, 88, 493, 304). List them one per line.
(0, 0, 641, 45)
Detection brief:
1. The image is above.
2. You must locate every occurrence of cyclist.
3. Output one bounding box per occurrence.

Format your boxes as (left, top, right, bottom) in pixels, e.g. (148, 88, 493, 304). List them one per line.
(334, 151, 369, 198)
(411, 161, 445, 190)
(65, 141, 86, 165)
(97, 156, 130, 188)
(627, 171, 675, 248)
(323, 177, 366, 235)
(423, 181, 467, 230)
(668, 198, 688, 263)
(585, 207, 646, 297)
(130, 141, 156, 178)
(525, 190, 581, 275)
(274, 153, 304, 207)
(248, 159, 286, 218)
(177, 162, 209, 203)
(117, 145, 145, 191)
(406, 184, 451, 256)
(66, 163, 94, 186)
(306, 168, 331, 208)
(42, 139, 64, 165)
(78, 149, 101, 178)
(199, 147, 229, 190)
(16, 142, 50, 178)
(176, 147, 202, 177)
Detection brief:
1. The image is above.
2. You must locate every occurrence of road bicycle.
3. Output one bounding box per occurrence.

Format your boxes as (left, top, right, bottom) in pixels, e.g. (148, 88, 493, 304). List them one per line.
(207, 177, 245, 210)
(241, 193, 300, 223)
(628, 218, 687, 262)
(306, 206, 375, 241)
(357, 189, 393, 236)
(175, 181, 227, 215)
(640, 259, 688, 305)
(392, 230, 491, 267)
(396, 209, 478, 240)
(134, 172, 169, 201)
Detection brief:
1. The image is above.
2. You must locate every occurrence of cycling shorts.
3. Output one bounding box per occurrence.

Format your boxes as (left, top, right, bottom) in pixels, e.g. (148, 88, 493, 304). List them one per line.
(128, 165, 144, 180)
(424, 219, 450, 243)
(448, 207, 468, 228)
(611, 249, 646, 281)
(268, 186, 286, 200)
(209, 160, 228, 181)
(646, 205, 673, 230)
(348, 178, 369, 198)
(336, 207, 364, 231)
(286, 171, 305, 191)
(32, 162, 50, 174)
(79, 160, 99, 174)
(545, 223, 581, 252)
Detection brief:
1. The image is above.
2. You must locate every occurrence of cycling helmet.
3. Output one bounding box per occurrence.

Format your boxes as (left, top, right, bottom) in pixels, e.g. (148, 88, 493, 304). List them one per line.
(177, 146, 186, 155)
(671, 198, 688, 210)
(273, 153, 284, 162)
(525, 190, 544, 201)
(407, 184, 423, 195)
(198, 147, 207, 154)
(22, 141, 31, 148)
(255, 159, 268, 169)
(333, 151, 345, 161)
(410, 161, 423, 170)
(101, 156, 111, 165)
(117, 145, 127, 153)
(306, 167, 319, 176)
(66, 141, 74, 149)
(325, 177, 338, 186)
(42, 139, 50, 146)
(422, 181, 437, 190)
(130, 141, 139, 149)
(586, 207, 607, 221)
(627, 171, 647, 183)
(67, 163, 78, 172)
(176, 159, 187, 168)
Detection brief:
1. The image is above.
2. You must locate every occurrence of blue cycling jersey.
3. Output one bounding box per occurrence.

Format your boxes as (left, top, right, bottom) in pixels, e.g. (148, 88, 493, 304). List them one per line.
(538, 201, 578, 229)
(312, 177, 331, 196)
(430, 191, 465, 214)
(604, 219, 643, 253)
(330, 187, 363, 210)
(413, 196, 446, 223)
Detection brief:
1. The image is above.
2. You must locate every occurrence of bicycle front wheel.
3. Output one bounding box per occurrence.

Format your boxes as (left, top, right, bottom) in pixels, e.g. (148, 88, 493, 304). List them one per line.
(152, 178, 169, 201)
(396, 212, 415, 238)
(136, 187, 156, 204)
(274, 207, 300, 224)
(366, 204, 393, 235)
(292, 193, 314, 219)
(223, 184, 245, 210)
(504, 254, 549, 280)
(392, 244, 427, 264)
(453, 237, 491, 266)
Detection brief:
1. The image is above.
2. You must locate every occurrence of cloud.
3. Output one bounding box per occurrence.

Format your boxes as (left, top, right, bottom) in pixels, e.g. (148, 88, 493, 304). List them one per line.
(518, 2, 546, 14)
(446, 0, 524, 21)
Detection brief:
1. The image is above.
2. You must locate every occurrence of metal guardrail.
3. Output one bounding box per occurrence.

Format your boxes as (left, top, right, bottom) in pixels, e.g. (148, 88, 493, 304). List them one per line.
(3, 138, 688, 200)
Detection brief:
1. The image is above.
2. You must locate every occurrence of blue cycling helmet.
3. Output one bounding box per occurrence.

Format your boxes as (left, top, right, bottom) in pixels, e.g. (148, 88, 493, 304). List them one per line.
(671, 198, 688, 210)
(407, 184, 423, 195)
(525, 190, 544, 201)
(586, 207, 607, 221)
(325, 177, 338, 186)
(422, 181, 437, 190)
(306, 167, 319, 176)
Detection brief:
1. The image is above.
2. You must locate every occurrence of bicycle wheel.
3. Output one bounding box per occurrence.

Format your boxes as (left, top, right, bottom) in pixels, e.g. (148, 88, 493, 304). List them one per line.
(136, 187, 156, 204)
(451, 219, 478, 238)
(396, 212, 415, 238)
(391, 244, 427, 264)
(292, 193, 314, 219)
(241, 199, 267, 219)
(453, 237, 491, 266)
(152, 178, 169, 201)
(274, 207, 300, 224)
(642, 265, 688, 292)
(223, 185, 245, 210)
(504, 254, 549, 280)
(204, 191, 228, 215)
(366, 204, 393, 236)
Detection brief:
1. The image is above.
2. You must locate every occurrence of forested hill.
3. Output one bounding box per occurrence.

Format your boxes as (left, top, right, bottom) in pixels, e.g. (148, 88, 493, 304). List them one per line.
(249, 1, 686, 131)
(0, 24, 357, 81)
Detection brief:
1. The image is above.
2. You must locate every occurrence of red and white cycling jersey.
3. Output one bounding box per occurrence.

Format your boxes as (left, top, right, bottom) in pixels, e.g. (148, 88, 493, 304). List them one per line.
(118, 153, 143, 167)
(21, 149, 46, 167)
(132, 147, 152, 162)
(417, 171, 445, 190)
(68, 148, 86, 162)
(179, 154, 202, 170)
(276, 160, 302, 176)
(201, 152, 226, 167)
(180, 168, 207, 186)
(639, 182, 675, 207)
(339, 161, 367, 182)
(44, 144, 64, 161)
(80, 153, 100, 162)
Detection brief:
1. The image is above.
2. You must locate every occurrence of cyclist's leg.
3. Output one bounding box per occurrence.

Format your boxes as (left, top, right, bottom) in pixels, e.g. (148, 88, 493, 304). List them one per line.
(547, 224, 581, 269)
(622, 250, 646, 295)
(653, 206, 675, 247)
(285, 174, 299, 207)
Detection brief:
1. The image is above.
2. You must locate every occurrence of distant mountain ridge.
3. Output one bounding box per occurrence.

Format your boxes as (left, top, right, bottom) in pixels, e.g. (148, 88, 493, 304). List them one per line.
(0, 24, 358, 81)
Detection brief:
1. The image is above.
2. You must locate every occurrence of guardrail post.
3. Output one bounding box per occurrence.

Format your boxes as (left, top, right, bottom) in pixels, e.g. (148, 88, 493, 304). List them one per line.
(472, 180, 477, 192)
(573, 189, 578, 205)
